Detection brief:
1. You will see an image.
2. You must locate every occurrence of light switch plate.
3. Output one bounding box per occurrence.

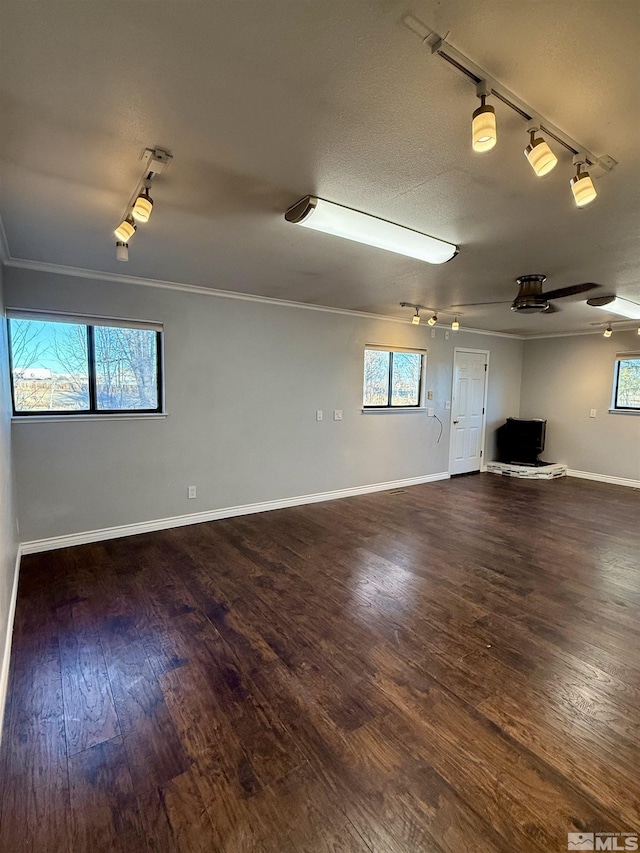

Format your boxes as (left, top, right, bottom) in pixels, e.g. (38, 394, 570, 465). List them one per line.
(333, 410, 343, 421)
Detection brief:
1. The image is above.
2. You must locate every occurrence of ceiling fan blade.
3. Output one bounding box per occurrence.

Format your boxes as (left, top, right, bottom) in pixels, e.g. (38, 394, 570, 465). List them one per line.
(543, 302, 560, 314)
(543, 282, 600, 300)
(450, 301, 510, 307)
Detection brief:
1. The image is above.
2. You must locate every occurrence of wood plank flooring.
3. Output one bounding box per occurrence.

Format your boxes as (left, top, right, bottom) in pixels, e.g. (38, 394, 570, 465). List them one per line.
(1, 474, 639, 852)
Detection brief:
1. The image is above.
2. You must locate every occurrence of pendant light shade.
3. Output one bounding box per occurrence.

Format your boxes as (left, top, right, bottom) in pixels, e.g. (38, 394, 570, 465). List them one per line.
(472, 97, 496, 152)
(114, 216, 136, 242)
(451, 317, 460, 331)
(570, 167, 597, 207)
(524, 133, 558, 177)
(132, 188, 154, 222)
(427, 314, 438, 327)
(603, 324, 613, 338)
(412, 309, 421, 325)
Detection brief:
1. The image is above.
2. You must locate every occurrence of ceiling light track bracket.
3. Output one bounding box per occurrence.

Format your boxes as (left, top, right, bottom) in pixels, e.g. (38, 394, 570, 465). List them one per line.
(113, 147, 173, 260)
(430, 36, 617, 174)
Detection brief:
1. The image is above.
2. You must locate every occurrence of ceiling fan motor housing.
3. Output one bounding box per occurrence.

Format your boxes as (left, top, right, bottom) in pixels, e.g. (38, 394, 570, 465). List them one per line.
(511, 274, 549, 313)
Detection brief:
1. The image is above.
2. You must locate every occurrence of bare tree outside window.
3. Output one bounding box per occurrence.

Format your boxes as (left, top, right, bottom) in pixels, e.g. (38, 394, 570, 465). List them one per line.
(95, 327, 158, 410)
(8, 316, 161, 415)
(615, 358, 640, 409)
(363, 348, 424, 408)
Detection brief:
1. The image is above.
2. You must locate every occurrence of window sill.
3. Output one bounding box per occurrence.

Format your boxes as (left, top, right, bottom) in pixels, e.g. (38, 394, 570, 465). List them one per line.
(608, 409, 640, 416)
(12, 413, 168, 423)
(361, 407, 427, 414)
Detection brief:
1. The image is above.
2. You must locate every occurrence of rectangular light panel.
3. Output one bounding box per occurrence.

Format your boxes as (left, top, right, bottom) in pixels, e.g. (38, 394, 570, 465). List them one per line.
(590, 296, 640, 320)
(285, 196, 458, 265)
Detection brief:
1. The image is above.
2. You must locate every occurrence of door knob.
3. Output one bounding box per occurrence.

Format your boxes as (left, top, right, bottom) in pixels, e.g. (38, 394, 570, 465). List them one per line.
(453, 419, 459, 424)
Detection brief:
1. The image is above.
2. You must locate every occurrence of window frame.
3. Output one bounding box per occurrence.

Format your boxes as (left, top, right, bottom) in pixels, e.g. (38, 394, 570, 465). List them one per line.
(610, 352, 640, 414)
(7, 313, 164, 417)
(362, 345, 426, 410)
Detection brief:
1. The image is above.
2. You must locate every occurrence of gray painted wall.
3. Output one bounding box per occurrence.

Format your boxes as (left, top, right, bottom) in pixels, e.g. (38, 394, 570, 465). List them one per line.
(521, 331, 640, 480)
(0, 268, 19, 729)
(5, 266, 522, 542)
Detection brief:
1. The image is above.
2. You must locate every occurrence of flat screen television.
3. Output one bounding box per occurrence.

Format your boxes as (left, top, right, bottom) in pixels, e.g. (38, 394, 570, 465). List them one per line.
(496, 418, 546, 465)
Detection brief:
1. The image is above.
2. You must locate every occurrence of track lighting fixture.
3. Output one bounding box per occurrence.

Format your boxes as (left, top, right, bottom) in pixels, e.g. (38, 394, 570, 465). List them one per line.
(603, 324, 613, 338)
(570, 159, 597, 207)
(114, 215, 136, 243)
(112, 147, 172, 260)
(428, 35, 617, 207)
(400, 302, 460, 326)
(472, 82, 496, 153)
(524, 127, 558, 177)
(132, 184, 154, 222)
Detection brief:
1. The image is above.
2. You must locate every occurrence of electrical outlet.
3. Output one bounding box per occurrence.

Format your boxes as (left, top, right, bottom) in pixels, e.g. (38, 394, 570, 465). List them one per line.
(427, 407, 435, 417)
(427, 390, 433, 400)
(316, 409, 323, 421)
(590, 409, 597, 418)
(188, 485, 197, 499)
(430, 328, 436, 338)
(445, 401, 451, 410)
(445, 331, 450, 340)
(333, 409, 343, 421)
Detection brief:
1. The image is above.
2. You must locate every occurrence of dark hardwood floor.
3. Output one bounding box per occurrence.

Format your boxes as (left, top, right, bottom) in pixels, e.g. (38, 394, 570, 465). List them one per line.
(1, 474, 639, 852)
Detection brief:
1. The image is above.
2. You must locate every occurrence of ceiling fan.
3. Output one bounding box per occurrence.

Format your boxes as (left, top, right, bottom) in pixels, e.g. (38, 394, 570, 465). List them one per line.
(451, 274, 601, 315)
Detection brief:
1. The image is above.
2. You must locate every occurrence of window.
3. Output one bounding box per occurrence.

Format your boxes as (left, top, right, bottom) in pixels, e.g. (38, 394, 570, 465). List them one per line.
(8, 313, 163, 416)
(363, 347, 424, 408)
(612, 353, 640, 412)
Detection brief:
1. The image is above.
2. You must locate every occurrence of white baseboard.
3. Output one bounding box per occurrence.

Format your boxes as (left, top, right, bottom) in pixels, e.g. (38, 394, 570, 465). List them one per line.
(0, 545, 21, 744)
(567, 469, 640, 489)
(20, 472, 450, 555)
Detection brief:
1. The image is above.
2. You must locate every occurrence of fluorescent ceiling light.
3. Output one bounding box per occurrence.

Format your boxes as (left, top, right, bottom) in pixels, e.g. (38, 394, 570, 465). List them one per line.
(587, 295, 640, 320)
(284, 196, 458, 265)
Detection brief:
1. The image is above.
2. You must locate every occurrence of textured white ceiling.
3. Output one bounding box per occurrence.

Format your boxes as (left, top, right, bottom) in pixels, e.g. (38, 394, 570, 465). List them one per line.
(1, 0, 638, 334)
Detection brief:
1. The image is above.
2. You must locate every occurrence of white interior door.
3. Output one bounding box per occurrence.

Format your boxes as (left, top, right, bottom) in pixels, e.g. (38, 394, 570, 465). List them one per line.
(449, 349, 488, 475)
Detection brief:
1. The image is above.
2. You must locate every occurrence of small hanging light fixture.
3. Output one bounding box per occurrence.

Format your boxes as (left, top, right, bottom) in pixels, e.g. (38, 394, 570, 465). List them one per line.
(132, 182, 154, 222)
(524, 127, 558, 177)
(603, 324, 613, 338)
(451, 317, 460, 331)
(115, 241, 129, 262)
(570, 157, 597, 207)
(114, 215, 136, 243)
(472, 82, 496, 153)
(412, 308, 421, 325)
(427, 314, 438, 326)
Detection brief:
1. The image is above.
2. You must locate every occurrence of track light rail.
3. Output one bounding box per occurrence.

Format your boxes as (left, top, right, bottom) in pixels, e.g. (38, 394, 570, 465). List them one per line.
(429, 36, 617, 175)
(400, 302, 461, 316)
(116, 148, 172, 229)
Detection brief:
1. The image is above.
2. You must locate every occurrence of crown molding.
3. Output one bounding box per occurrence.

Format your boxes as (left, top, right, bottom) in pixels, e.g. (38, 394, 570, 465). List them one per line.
(2, 256, 526, 339)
